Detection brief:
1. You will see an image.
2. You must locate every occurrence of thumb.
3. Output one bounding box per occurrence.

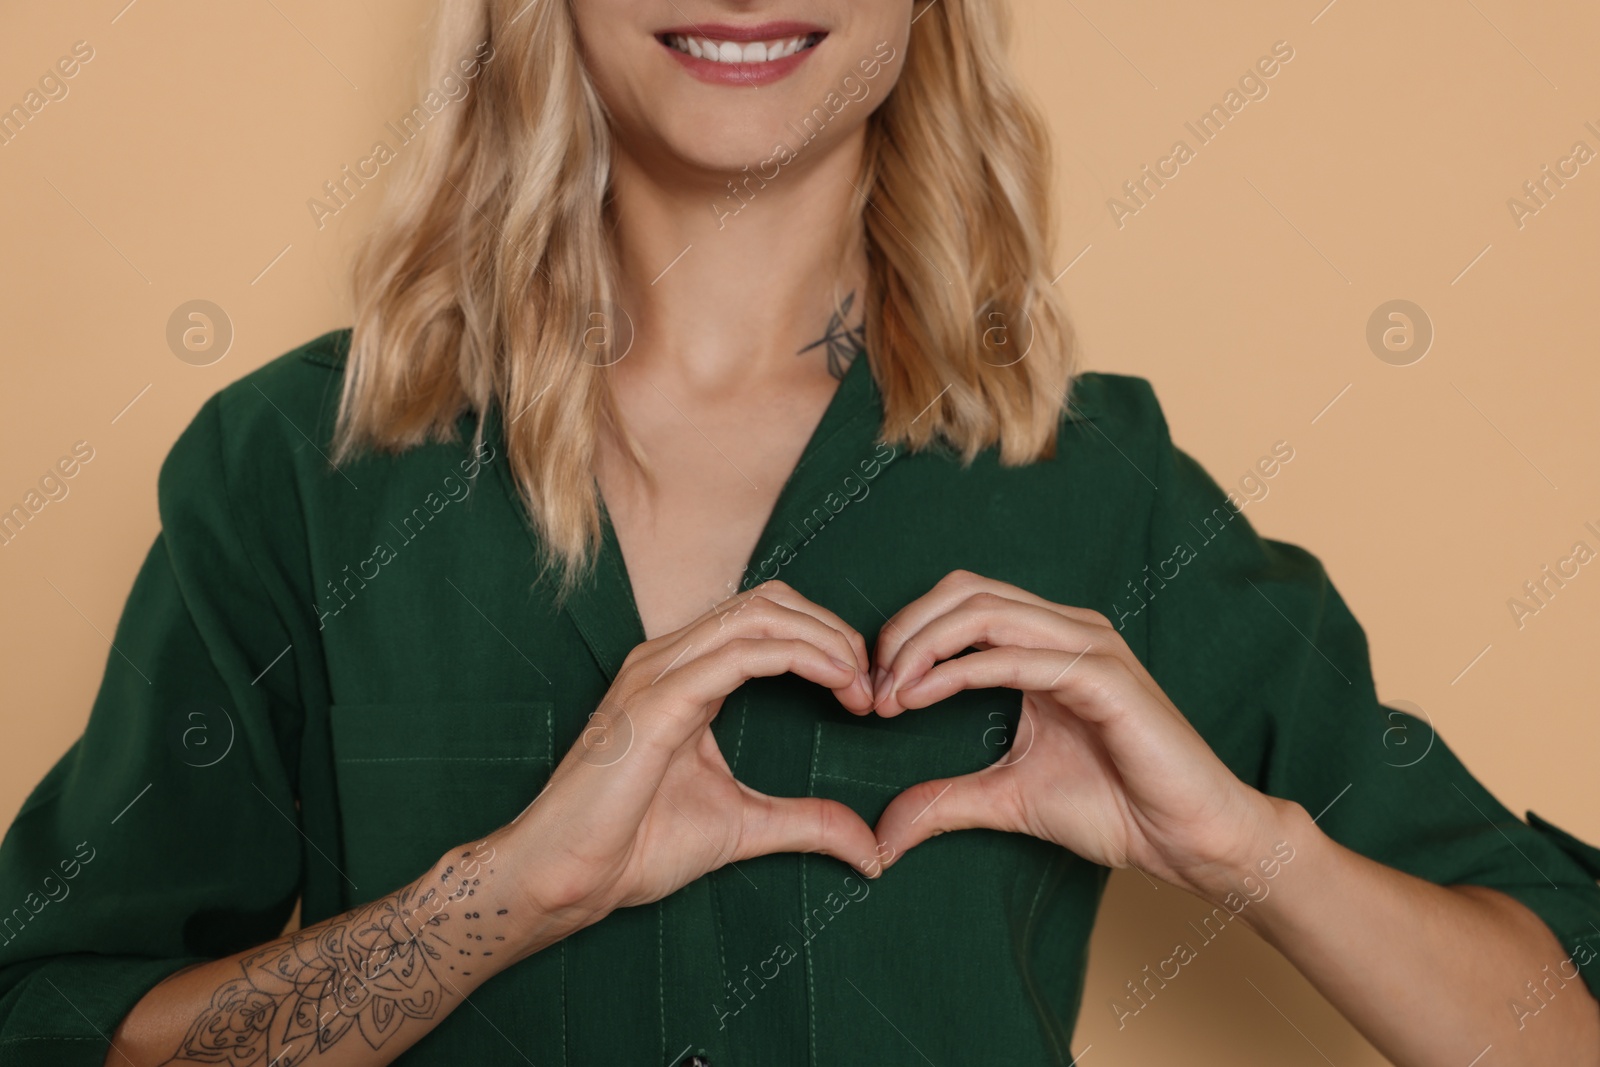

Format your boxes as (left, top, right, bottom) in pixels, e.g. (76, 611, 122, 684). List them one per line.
(874, 771, 1011, 867)
(733, 793, 882, 878)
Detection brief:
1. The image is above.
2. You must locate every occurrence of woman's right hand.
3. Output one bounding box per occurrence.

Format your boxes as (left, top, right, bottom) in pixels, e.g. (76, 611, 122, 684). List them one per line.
(488, 579, 882, 962)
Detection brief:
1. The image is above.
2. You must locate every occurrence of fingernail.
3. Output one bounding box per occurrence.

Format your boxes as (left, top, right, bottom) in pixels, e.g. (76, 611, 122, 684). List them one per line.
(830, 655, 855, 674)
(871, 666, 891, 707)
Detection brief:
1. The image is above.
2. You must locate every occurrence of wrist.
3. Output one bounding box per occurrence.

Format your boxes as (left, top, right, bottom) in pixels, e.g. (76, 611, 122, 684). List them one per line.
(473, 823, 620, 965)
(406, 837, 555, 978)
(1180, 791, 1311, 908)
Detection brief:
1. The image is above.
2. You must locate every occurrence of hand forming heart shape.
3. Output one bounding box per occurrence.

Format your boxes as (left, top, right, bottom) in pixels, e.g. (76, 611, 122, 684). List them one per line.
(863, 569, 1283, 900)
(482, 571, 1285, 964)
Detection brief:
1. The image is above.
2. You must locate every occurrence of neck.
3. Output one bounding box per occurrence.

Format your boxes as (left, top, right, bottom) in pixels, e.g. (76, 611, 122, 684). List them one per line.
(608, 131, 870, 389)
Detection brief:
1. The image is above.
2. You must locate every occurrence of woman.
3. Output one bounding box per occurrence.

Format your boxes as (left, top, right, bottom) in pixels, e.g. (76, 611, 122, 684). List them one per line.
(1, 0, 1597, 1063)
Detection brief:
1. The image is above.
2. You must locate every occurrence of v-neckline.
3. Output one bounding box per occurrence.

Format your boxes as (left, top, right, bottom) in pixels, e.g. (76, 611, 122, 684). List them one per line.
(490, 351, 882, 680)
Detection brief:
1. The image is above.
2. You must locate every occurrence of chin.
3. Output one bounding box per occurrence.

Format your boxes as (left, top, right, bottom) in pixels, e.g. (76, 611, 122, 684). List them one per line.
(657, 106, 834, 176)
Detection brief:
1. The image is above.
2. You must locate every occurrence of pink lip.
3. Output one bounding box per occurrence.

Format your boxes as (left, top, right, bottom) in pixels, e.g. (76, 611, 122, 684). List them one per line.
(657, 24, 827, 87)
(657, 21, 826, 42)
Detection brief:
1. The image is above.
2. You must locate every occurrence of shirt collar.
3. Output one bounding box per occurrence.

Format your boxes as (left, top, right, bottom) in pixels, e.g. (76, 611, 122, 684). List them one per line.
(487, 354, 1095, 680)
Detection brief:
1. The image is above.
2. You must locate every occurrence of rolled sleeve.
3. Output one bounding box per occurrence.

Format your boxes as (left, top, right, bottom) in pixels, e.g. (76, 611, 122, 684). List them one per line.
(0, 393, 307, 1065)
(1136, 389, 1600, 1004)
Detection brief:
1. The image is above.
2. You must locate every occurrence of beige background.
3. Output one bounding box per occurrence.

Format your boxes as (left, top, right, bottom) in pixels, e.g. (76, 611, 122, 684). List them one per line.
(3, 1, 1598, 1062)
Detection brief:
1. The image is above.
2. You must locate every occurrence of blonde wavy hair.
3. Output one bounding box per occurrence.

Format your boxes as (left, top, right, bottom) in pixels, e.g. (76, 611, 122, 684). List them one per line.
(333, 0, 1077, 593)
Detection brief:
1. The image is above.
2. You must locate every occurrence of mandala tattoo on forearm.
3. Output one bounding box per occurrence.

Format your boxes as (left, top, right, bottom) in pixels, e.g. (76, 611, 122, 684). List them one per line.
(164, 846, 500, 1066)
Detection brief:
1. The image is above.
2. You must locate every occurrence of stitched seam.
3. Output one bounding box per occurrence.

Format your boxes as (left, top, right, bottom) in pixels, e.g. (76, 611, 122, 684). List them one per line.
(562, 532, 635, 678)
(805, 725, 821, 1067)
(712, 688, 744, 1035)
(0, 1036, 104, 1043)
(730, 693, 749, 773)
(658, 899, 666, 1063)
(709, 774, 734, 1052)
(1017, 856, 1070, 1065)
(712, 692, 744, 1038)
(209, 394, 298, 717)
(787, 403, 876, 484)
(213, 393, 307, 709)
(1139, 396, 1162, 678)
(710, 871, 731, 1041)
(337, 756, 549, 764)
(205, 393, 313, 899)
(553, 682, 570, 1067)
(1022, 859, 1051, 935)
(812, 772, 897, 793)
(333, 702, 553, 714)
(299, 328, 350, 369)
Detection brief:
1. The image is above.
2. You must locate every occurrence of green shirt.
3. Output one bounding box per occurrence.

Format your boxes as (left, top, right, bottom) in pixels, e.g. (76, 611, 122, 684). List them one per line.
(2, 328, 1598, 1066)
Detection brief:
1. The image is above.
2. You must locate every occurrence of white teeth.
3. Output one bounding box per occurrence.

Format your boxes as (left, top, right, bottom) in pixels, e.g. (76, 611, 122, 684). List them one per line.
(668, 33, 816, 63)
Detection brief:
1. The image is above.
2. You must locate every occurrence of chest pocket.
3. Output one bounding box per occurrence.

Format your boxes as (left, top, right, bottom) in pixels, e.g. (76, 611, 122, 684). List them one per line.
(807, 716, 1006, 824)
(802, 711, 1075, 1064)
(328, 700, 556, 898)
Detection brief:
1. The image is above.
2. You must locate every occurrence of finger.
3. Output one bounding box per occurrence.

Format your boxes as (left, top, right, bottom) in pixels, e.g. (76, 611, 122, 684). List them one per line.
(640, 638, 862, 748)
(654, 594, 873, 712)
(874, 596, 1107, 716)
(688, 579, 870, 678)
(736, 580, 872, 676)
(725, 584, 873, 710)
(873, 570, 1112, 689)
(894, 645, 1137, 724)
(872, 770, 1017, 863)
(732, 793, 882, 878)
(894, 646, 1180, 754)
(728, 595, 873, 713)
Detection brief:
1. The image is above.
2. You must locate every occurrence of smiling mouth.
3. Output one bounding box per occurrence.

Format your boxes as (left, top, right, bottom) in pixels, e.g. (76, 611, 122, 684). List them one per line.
(659, 32, 825, 64)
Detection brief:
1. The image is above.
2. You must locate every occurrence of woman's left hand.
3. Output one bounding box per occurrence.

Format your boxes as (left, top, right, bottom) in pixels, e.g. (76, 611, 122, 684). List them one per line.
(869, 570, 1293, 898)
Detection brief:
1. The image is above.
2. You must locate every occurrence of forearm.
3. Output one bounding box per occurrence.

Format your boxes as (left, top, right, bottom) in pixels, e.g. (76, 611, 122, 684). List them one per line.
(1210, 798, 1600, 1067)
(105, 840, 541, 1067)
